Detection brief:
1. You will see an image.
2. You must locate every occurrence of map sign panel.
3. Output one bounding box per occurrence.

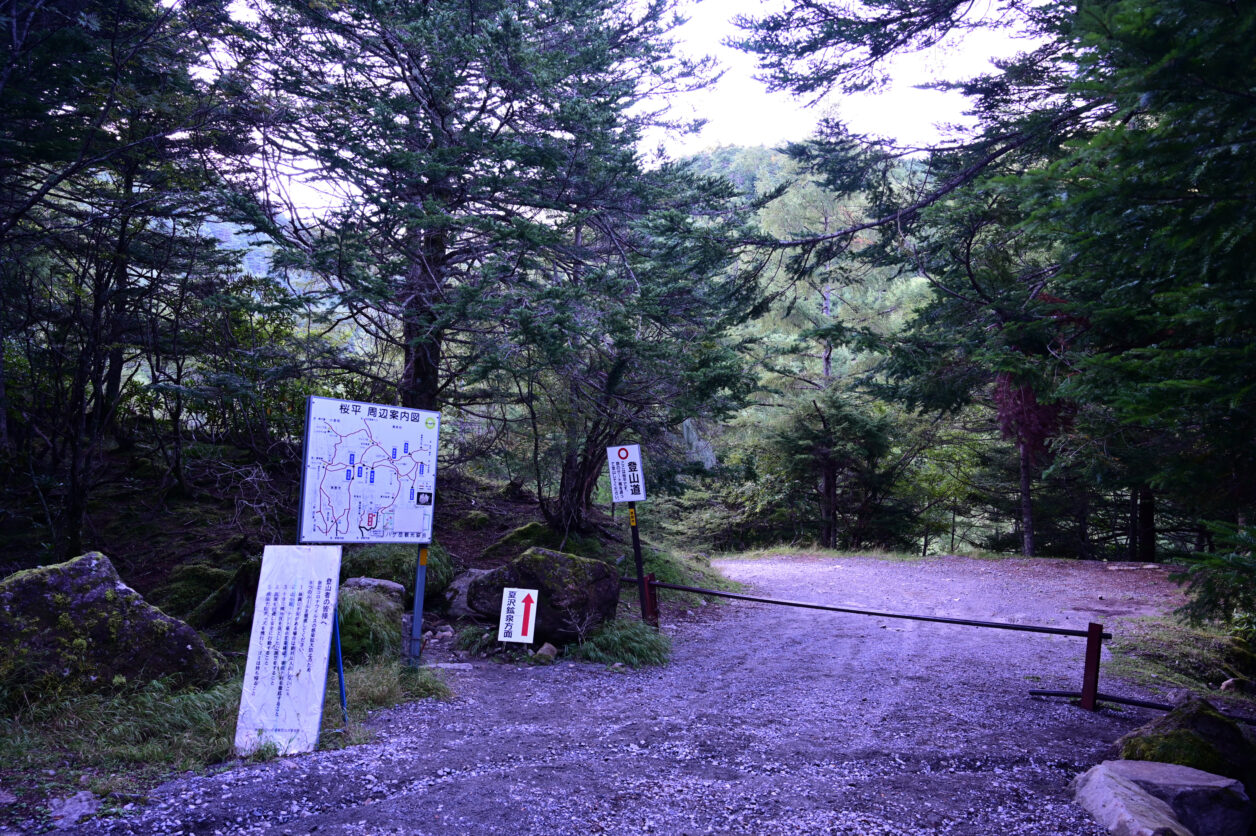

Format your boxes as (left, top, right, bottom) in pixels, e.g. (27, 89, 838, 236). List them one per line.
(235, 545, 341, 756)
(299, 396, 440, 544)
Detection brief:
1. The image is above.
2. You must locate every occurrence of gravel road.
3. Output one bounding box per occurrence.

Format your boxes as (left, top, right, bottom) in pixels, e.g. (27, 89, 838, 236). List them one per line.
(76, 554, 1185, 835)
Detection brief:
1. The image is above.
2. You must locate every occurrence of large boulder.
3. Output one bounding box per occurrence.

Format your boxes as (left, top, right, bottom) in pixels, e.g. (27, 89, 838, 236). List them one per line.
(466, 547, 619, 644)
(1117, 696, 1256, 801)
(444, 568, 490, 619)
(337, 580, 404, 662)
(0, 552, 225, 695)
(1074, 760, 1251, 836)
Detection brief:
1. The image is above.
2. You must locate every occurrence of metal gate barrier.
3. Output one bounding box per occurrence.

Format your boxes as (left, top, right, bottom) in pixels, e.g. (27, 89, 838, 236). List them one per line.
(622, 573, 1151, 713)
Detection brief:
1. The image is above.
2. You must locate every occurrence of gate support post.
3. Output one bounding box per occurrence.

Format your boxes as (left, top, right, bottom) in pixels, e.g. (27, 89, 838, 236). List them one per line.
(643, 572, 659, 627)
(1080, 622, 1103, 711)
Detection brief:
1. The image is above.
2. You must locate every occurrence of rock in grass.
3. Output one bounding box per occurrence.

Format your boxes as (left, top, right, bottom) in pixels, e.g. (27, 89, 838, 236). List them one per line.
(0, 552, 225, 697)
(1118, 696, 1256, 801)
(467, 547, 619, 644)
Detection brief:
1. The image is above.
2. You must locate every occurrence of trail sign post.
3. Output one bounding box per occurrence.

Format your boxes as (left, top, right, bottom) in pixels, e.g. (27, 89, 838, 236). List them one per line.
(497, 588, 539, 644)
(606, 444, 654, 625)
(235, 545, 341, 756)
(298, 395, 442, 666)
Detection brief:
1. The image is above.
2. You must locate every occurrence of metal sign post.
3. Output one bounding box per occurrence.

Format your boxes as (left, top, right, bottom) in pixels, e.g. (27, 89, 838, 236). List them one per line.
(606, 445, 654, 625)
(410, 546, 428, 661)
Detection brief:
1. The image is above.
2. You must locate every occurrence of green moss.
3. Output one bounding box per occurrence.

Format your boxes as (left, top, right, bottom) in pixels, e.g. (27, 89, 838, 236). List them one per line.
(1120, 729, 1233, 778)
(482, 522, 604, 562)
(149, 563, 234, 619)
(337, 587, 402, 662)
(456, 510, 492, 530)
(341, 541, 456, 609)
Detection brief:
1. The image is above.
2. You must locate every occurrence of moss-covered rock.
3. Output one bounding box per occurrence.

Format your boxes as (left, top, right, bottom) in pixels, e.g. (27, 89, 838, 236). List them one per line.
(456, 510, 492, 531)
(340, 542, 456, 610)
(185, 557, 261, 630)
(481, 522, 603, 563)
(466, 547, 619, 644)
(0, 552, 225, 700)
(149, 563, 233, 619)
(337, 585, 403, 662)
(1118, 697, 1256, 800)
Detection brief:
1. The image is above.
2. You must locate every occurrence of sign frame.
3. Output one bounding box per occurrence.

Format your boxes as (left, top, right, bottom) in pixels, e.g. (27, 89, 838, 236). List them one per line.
(605, 444, 646, 503)
(235, 545, 342, 756)
(298, 395, 440, 545)
(497, 587, 539, 644)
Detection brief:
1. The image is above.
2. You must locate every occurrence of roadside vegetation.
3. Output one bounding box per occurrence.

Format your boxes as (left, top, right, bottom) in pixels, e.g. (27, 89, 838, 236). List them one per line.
(0, 660, 448, 827)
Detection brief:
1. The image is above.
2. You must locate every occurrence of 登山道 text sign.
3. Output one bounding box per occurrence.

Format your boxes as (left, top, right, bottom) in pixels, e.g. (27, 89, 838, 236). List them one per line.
(299, 396, 440, 544)
(235, 545, 341, 756)
(605, 444, 645, 503)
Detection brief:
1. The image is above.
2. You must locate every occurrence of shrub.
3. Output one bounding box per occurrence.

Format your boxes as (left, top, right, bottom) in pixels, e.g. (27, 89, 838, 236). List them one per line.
(340, 541, 457, 609)
(565, 619, 670, 668)
(336, 587, 402, 662)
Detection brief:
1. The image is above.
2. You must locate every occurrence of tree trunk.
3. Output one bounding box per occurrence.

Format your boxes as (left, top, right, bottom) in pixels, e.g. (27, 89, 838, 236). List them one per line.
(1127, 488, 1139, 561)
(1137, 487, 1156, 563)
(1018, 439, 1035, 557)
(820, 457, 837, 549)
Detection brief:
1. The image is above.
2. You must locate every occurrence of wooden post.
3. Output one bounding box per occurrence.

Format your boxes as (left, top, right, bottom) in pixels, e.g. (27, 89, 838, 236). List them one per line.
(1080, 622, 1103, 710)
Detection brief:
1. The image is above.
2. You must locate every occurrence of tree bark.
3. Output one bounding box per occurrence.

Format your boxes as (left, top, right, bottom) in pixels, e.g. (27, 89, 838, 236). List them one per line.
(1019, 439, 1035, 557)
(1137, 487, 1156, 563)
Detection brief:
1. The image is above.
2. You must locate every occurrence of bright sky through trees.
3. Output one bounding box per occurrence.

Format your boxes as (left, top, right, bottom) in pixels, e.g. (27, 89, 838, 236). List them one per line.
(662, 0, 1034, 156)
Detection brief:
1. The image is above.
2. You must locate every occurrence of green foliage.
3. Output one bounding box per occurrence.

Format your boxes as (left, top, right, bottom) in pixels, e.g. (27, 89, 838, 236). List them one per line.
(341, 542, 457, 609)
(1174, 524, 1256, 625)
(454, 626, 499, 657)
(564, 619, 671, 668)
(335, 588, 402, 663)
(0, 661, 449, 818)
(1107, 618, 1256, 693)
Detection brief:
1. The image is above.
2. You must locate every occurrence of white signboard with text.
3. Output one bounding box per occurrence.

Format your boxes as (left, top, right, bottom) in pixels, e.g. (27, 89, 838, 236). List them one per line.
(235, 545, 341, 756)
(497, 587, 539, 644)
(299, 396, 440, 544)
(605, 444, 646, 503)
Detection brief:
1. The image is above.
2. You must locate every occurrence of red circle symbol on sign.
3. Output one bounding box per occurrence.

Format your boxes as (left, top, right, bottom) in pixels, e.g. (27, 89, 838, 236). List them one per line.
(617, 448, 629, 459)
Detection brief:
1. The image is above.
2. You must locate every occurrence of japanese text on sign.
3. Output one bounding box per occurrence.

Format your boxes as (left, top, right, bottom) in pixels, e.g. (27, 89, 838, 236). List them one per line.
(236, 545, 341, 756)
(605, 444, 646, 503)
(497, 587, 539, 644)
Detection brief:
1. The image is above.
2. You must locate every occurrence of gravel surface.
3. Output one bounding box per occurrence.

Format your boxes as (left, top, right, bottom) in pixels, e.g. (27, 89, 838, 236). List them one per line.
(70, 554, 1185, 835)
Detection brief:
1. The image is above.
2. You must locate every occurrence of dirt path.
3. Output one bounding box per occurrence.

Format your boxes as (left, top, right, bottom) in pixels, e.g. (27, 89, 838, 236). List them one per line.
(81, 554, 1185, 835)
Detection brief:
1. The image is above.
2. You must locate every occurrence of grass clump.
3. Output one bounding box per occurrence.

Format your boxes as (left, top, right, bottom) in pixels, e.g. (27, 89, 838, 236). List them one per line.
(0, 658, 449, 829)
(341, 541, 457, 608)
(1107, 617, 1256, 698)
(454, 625, 499, 656)
(565, 619, 670, 668)
(337, 587, 403, 662)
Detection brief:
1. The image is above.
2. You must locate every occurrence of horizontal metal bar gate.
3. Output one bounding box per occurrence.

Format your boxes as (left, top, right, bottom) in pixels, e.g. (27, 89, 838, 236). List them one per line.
(622, 574, 1114, 711)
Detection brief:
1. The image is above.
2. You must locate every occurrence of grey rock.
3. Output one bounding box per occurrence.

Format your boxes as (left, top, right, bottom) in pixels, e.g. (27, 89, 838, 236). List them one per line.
(0, 553, 224, 694)
(343, 576, 405, 607)
(1074, 763, 1191, 836)
(48, 791, 99, 829)
(1076, 760, 1252, 836)
(536, 642, 559, 660)
(444, 569, 490, 619)
(466, 548, 619, 644)
(1110, 760, 1251, 836)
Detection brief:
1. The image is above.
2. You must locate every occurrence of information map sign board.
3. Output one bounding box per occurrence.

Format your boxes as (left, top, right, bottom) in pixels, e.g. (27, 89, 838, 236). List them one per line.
(299, 396, 440, 544)
(235, 545, 341, 756)
(605, 444, 646, 503)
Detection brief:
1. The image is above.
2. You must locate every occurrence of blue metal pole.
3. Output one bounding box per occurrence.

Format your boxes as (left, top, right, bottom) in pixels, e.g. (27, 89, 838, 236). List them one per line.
(331, 606, 348, 728)
(409, 546, 428, 664)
